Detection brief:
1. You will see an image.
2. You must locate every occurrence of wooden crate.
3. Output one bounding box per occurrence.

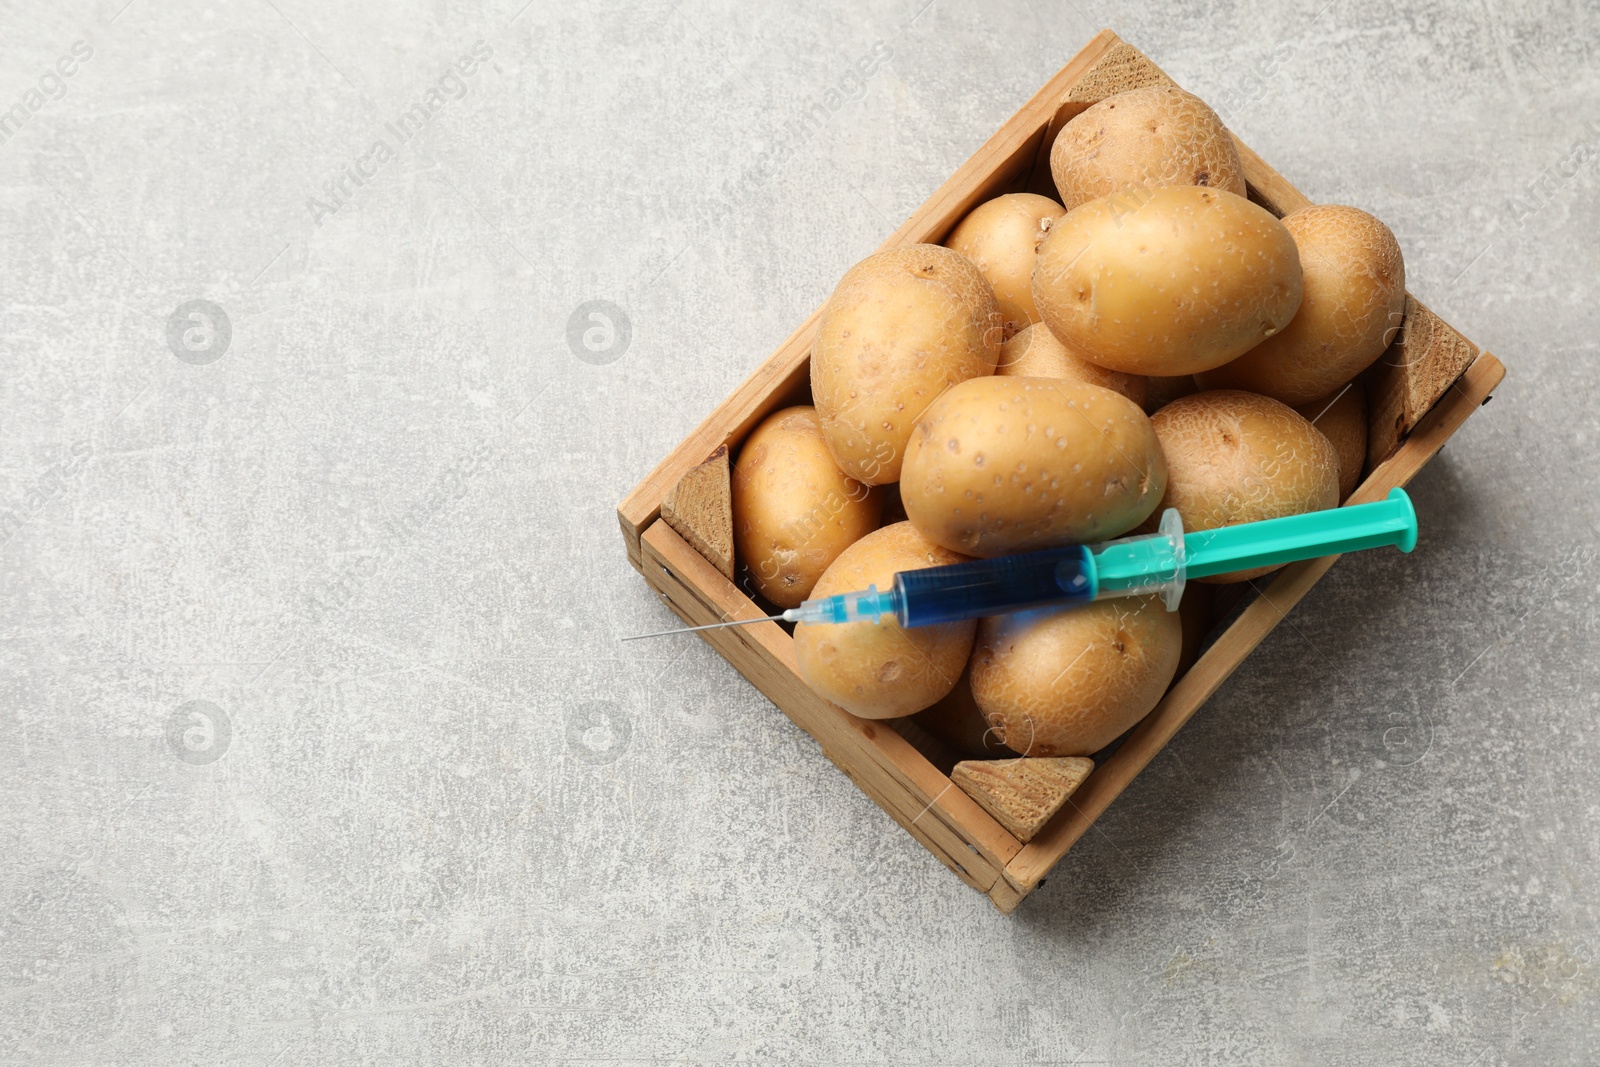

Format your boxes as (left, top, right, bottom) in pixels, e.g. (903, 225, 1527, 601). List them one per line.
(616, 30, 1506, 913)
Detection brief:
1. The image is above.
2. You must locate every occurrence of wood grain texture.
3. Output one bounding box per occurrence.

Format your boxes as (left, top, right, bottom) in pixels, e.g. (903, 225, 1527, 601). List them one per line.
(952, 758, 1095, 842)
(659, 444, 734, 580)
(987, 875, 1029, 915)
(1063, 39, 1177, 102)
(1365, 296, 1482, 468)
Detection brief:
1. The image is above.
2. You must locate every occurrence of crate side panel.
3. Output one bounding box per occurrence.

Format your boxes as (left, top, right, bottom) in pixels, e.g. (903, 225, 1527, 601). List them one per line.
(1367, 296, 1482, 468)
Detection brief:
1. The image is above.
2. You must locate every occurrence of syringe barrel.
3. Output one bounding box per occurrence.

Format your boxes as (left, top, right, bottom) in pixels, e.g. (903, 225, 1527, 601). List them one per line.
(892, 544, 1097, 628)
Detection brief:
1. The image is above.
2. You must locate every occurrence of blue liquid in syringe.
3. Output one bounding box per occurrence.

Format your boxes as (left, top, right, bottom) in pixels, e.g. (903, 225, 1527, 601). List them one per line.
(893, 544, 1097, 628)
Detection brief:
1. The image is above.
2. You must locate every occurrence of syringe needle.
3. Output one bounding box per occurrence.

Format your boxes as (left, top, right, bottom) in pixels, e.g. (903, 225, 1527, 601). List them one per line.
(620, 614, 787, 641)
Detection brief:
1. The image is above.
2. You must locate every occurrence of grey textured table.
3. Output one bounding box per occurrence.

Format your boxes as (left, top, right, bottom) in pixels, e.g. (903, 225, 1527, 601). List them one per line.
(2, 1, 1596, 1063)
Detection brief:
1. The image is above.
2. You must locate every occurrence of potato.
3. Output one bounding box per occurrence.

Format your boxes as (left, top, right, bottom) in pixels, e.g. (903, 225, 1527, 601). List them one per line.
(900, 376, 1167, 557)
(1294, 384, 1368, 501)
(970, 596, 1181, 757)
(1149, 390, 1338, 583)
(1196, 205, 1406, 404)
(1049, 85, 1246, 212)
(944, 193, 1066, 337)
(812, 245, 1003, 485)
(793, 522, 975, 719)
(997, 322, 1147, 408)
(732, 406, 881, 608)
(1033, 186, 1303, 376)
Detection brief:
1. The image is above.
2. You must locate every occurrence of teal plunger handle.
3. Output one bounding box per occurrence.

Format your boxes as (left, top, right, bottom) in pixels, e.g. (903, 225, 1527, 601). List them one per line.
(1183, 487, 1418, 581)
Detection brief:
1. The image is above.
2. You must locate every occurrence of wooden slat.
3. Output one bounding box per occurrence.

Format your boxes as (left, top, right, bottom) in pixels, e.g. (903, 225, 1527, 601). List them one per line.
(659, 444, 734, 580)
(638, 520, 1023, 888)
(987, 875, 1029, 915)
(952, 757, 1095, 842)
(999, 353, 1504, 896)
(1366, 296, 1482, 468)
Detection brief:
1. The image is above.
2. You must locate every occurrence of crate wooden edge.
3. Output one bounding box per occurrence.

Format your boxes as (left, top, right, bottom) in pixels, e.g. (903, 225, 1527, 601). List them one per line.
(616, 31, 1504, 912)
(994, 350, 1505, 903)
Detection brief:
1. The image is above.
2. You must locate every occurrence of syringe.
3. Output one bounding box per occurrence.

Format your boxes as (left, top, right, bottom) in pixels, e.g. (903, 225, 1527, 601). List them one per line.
(624, 489, 1417, 639)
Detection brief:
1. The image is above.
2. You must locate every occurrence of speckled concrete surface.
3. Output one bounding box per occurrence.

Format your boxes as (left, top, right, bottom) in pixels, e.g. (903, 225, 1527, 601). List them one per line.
(1, 0, 1596, 1063)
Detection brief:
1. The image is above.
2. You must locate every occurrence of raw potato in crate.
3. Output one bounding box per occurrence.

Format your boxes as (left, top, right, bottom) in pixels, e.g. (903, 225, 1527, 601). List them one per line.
(943, 193, 1066, 338)
(1049, 85, 1247, 211)
(1032, 186, 1304, 376)
(1295, 386, 1368, 502)
(732, 406, 881, 608)
(1198, 205, 1407, 405)
(899, 377, 1167, 557)
(793, 522, 975, 720)
(812, 245, 1003, 485)
(1149, 390, 1339, 583)
(971, 595, 1182, 757)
